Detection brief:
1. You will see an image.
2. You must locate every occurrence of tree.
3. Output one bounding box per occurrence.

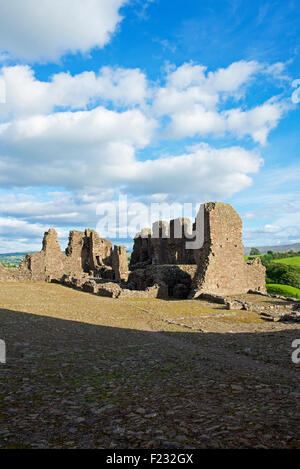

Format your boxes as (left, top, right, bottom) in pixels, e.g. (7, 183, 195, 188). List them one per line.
(250, 247, 261, 256)
(265, 263, 300, 289)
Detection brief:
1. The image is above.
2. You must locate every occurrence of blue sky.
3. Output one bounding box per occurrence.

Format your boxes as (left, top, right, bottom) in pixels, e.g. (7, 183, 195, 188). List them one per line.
(0, 0, 299, 252)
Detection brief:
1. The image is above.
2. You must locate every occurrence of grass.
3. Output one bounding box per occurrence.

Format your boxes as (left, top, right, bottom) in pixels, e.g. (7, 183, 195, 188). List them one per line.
(244, 255, 263, 261)
(266, 283, 300, 299)
(272, 256, 300, 267)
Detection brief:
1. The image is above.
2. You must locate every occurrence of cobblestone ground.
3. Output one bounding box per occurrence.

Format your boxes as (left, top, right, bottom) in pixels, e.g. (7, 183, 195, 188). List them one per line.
(0, 282, 299, 449)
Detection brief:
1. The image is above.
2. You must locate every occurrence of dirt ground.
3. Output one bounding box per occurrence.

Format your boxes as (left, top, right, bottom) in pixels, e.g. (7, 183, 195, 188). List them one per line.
(0, 282, 299, 449)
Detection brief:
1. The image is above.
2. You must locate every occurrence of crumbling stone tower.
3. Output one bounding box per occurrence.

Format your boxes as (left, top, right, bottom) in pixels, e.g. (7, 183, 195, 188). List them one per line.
(191, 202, 265, 296)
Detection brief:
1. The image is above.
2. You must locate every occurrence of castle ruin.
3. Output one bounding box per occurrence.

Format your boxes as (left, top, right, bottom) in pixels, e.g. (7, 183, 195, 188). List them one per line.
(0, 202, 266, 298)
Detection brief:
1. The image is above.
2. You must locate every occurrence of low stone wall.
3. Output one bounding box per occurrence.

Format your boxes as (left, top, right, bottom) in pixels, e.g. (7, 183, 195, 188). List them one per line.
(128, 264, 197, 299)
(245, 258, 266, 294)
(0, 262, 31, 282)
(59, 274, 169, 299)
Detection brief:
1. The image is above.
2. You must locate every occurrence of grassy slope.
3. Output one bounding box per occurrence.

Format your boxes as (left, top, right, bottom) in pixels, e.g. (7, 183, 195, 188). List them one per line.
(266, 283, 300, 299)
(272, 256, 300, 267)
(244, 255, 263, 261)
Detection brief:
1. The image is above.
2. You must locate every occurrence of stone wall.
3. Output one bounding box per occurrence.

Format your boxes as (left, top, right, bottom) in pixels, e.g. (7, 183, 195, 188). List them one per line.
(0, 201, 266, 297)
(128, 264, 197, 299)
(0, 228, 126, 283)
(245, 258, 266, 293)
(130, 218, 195, 268)
(0, 262, 31, 282)
(191, 202, 266, 296)
(112, 245, 129, 282)
(130, 202, 266, 297)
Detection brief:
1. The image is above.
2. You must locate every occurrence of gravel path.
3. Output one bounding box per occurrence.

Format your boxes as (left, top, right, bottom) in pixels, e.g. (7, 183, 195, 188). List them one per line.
(0, 282, 299, 448)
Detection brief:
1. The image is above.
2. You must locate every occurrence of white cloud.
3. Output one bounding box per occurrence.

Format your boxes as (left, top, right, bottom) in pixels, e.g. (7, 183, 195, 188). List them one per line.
(0, 88, 261, 196)
(224, 99, 288, 145)
(154, 61, 292, 143)
(127, 143, 262, 197)
(0, 215, 70, 253)
(0, 60, 293, 146)
(0, 65, 148, 119)
(0, 138, 262, 250)
(0, 106, 157, 188)
(0, 58, 297, 251)
(165, 99, 288, 144)
(263, 224, 281, 233)
(0, 216, 51, 237)
(0, 140, 262, 251)
(166, 105, 226, 139)
(154, 61, 260, 115)
(0, 0, 128, 61)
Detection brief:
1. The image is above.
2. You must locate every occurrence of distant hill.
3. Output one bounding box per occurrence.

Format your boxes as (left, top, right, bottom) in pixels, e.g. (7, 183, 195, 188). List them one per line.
(244, 243, 300, 255)
(0, 252, 35, 258)
(0, 252, 36, 268)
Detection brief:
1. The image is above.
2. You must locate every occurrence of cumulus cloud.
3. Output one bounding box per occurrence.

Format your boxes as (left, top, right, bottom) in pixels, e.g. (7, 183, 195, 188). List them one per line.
(165, 99, 288, 144)
(126, 143, 262, 197)
(0, 215, 69, 252)
(0, 108, 261, 194)
(0, 216, 55, 238)
(0, 65, 148, 119)
(153, 61, 260, 115)
(0, 138, 262, 250)
(224, 99, 289, 145)
(0, 0, 128, 62)
(0, 58, 297, 251)
(0, 60, 292, 145)
(0, 106, 157, 188)
(154, 61, 291, 143)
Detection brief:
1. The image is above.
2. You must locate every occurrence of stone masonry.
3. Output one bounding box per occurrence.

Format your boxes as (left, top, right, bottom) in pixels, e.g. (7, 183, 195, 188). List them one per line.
(190, 202, 266, 296)
(0, 229, 126, 283)
(0, 202, 266, 298)
(129, 202, 266, 297)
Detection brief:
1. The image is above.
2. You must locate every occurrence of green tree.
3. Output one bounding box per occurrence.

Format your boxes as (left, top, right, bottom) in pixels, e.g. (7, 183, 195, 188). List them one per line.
(265, 263, 300, 289)
(250, 247, 261, 256)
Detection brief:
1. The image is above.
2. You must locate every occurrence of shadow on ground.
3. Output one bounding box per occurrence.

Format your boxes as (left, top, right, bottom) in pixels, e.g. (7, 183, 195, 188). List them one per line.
(0, 307, 299, 449)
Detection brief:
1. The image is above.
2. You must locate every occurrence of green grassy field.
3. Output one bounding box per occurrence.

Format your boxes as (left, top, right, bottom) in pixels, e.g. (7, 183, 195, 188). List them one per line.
(244, 255, 263, 261)
(272, 256, 300, 266)
(266, 283, 300, 299)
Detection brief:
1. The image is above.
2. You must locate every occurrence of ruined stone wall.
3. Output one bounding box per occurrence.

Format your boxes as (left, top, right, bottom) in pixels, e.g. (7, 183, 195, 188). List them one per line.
(0, 258, 30, 282)
(0, 228, 124, 282)
(65, 231, 86, 273)
(0, 201, 266, 296)
(84, 229, 113, 272)
(191, 202, 266, 296)
(64, 229, 113, 275)
(112, 245, 129, 282)
(128, 264, 197, 298)
(130, 202, 266, 297)
(0, 265, 31, 282)
(130, 218, 195, 268)
(245, 258, 266, 293)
